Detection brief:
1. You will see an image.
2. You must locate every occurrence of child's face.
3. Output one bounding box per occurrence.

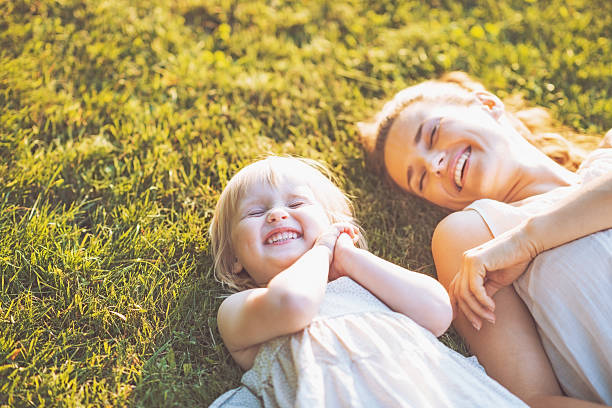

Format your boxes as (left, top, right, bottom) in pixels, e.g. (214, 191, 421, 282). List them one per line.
(230, 176, 331, 285)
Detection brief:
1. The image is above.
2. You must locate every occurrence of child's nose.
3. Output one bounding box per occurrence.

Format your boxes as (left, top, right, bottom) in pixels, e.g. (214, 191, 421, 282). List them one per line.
(266, 208, 288, 223)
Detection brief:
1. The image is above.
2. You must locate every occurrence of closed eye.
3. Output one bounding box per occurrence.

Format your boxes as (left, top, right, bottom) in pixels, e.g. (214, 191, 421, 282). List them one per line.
(247, 209, 265, 217)
(429, 124, 437, 148)
(419, 171, 426, 192)
(429, 117, 441, 148)
(288, 201, 305, 209)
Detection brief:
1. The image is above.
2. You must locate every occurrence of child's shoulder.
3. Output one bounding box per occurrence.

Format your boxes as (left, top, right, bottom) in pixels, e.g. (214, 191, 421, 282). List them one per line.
(217, 288, 254, 315)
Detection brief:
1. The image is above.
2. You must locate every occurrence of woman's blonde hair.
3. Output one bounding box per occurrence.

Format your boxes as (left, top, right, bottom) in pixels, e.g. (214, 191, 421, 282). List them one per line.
(209, 156, 367, 292)
(358, 71, 586, 181)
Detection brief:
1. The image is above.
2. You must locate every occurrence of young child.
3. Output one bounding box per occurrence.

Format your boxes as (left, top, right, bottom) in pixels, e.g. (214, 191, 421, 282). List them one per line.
(209, 156, 526, 407)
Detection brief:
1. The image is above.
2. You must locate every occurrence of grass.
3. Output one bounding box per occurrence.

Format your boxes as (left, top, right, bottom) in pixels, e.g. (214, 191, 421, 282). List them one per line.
(1, 0, 610, 406)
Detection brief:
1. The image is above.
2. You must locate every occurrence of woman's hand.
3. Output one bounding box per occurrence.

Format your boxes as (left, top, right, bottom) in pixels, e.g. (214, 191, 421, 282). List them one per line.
(449, 225, 538, 330)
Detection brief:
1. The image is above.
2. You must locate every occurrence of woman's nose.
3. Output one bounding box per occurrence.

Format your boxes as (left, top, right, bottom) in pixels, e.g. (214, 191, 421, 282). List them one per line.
(427, 151, 446, 175)
(266, 208, 289, 223)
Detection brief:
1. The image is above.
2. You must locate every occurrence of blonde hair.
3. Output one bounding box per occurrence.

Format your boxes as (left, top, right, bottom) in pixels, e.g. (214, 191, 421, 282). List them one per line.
(209, 156, 367, 292)
(359, 71, 585, 180)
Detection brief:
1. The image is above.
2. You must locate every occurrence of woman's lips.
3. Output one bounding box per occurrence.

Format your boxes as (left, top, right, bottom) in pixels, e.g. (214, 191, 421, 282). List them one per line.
(452, 146, 471, 190)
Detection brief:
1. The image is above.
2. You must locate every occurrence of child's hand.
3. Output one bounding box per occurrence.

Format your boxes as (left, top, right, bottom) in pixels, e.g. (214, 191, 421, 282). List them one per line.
(328, 232, 359, 281)
(314, 223, 359, 266)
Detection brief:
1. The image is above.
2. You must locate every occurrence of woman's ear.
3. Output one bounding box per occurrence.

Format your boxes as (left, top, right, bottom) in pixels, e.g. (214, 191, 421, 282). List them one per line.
(357, 121, 378, 152)
(357, 121, 377, 138)
(474, 91, 505, 121)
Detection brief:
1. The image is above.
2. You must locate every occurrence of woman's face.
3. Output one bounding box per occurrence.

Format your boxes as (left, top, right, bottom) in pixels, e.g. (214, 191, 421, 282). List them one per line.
(384, 99, 524, 210)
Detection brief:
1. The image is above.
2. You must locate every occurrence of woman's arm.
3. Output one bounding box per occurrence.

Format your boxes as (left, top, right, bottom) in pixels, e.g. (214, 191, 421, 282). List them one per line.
(432, 212, 608, 406)
(525, 168, 612, 252)
(454, 170, 612, 323)
(333, 234, 452, 336)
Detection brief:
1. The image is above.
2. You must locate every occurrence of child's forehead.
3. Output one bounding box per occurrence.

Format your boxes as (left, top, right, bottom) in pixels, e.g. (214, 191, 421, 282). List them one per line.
(240, 174, 315, 199)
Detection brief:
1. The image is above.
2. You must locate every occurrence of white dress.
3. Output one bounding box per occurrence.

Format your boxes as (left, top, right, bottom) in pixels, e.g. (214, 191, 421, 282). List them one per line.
(465, 148, 612, 404)
(210, 277, 526, 407)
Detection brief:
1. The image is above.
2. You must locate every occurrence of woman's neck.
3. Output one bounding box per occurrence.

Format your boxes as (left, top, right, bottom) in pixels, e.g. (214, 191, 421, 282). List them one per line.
(502, 148, 580, 203)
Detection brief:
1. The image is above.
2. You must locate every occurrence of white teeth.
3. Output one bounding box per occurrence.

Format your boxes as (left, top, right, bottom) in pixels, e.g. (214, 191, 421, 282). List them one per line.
(266, 232, 299, 244)
(454, 150, 470, 188)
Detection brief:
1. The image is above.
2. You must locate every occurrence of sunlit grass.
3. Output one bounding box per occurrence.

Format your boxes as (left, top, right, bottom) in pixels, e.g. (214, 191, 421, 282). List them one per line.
(1, 0, 610, 405)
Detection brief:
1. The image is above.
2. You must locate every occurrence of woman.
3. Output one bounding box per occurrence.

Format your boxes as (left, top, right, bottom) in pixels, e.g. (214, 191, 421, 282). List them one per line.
(358, 72, 612, 407)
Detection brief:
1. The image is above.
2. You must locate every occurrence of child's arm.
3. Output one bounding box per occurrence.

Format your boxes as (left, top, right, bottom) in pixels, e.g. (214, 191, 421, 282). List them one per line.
(217, 224, 356, 370)
(333, 234, 453, 336)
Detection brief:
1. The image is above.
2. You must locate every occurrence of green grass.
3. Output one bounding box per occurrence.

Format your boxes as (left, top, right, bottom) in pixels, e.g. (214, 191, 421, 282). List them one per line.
(1, 0, 610, 406)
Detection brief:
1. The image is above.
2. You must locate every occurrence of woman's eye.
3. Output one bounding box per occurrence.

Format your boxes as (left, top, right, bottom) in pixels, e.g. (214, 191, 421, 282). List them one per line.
(429, 125, 437, 148)
(288, 201, 304, 209)
(419, 171, 426, 192)
(428, 117, 441, 148)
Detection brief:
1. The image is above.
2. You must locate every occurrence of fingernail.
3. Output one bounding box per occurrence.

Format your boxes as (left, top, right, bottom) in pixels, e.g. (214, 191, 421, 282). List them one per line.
(472, 322, 481, 331)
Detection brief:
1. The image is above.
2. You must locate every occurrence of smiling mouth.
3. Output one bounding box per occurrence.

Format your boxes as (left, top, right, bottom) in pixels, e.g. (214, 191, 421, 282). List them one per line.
(453, 147, 471, 190)
(265, 231, 302, 245)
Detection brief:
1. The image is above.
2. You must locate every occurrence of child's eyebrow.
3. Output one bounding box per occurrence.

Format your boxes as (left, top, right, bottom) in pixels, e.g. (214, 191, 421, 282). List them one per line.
(287, 192, 311, 199)
(237, 198, 262, 212)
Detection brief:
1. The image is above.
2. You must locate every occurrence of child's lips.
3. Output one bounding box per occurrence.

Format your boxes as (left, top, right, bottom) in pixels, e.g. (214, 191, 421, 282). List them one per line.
(264, 227, 302, 245)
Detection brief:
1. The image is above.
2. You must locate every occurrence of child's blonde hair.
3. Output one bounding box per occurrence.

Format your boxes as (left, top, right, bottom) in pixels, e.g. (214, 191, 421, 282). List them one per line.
(359, 71, 586, 181)
(209, 156, 366, 292)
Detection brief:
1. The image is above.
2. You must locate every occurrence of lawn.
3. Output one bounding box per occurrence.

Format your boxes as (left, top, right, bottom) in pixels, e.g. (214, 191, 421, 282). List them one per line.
(1, 0, 610, 406)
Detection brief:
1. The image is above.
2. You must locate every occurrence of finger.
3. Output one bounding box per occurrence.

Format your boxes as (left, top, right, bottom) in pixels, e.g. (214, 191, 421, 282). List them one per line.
(462, 255, 495, 312)
(461, 287, 496, 324)
(334, 223, 355, 237)
(345, 225, 358, 239)
(484, 280, 502, 302)
(468, 270, 496, 313)
(457, 268, 488, 329)
(338, 224, 359, 244)
(336, 232, 353, 246)
(457, 296, 483, 331)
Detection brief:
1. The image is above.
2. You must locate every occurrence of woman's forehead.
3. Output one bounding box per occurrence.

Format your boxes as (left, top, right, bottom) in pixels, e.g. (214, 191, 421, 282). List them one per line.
(397, 100, 466, 123)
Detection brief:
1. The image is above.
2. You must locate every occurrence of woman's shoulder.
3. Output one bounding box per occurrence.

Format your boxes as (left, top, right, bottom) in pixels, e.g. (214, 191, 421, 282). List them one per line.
(431, 210, 495, 286)
(432, 211, 493, 256)
(462, 199, 527, 237)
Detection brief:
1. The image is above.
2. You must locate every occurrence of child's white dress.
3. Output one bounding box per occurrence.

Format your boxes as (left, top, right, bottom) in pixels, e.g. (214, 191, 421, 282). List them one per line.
(465, 148, 612, 404)
(211, 277, 526, 407)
